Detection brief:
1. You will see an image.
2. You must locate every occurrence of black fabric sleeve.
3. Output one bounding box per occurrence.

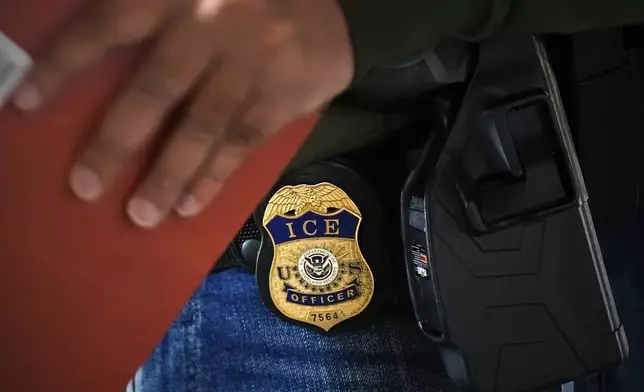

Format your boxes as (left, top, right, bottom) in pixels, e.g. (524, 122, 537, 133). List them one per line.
(338, 0, 644, 81)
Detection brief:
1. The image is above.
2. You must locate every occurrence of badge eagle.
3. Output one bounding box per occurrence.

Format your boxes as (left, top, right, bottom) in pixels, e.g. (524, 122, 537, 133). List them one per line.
(262, 182, 374, 331)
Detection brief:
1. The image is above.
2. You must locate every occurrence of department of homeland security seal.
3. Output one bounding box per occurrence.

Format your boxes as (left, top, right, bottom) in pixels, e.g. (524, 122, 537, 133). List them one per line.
(262, 182, 374, 331)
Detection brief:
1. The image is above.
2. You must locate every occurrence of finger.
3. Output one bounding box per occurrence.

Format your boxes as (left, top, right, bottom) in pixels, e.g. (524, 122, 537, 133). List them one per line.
(69, 18, 214, 203)
(128, 61, 253, 228)
(175, 101, 286, 218)
(125, 119, 213, 229)
(12, 0, 170, 110)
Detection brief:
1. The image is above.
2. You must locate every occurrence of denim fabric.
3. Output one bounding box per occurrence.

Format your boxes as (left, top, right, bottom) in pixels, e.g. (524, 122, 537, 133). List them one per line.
(134, 215, 644, 392)
(137, 268, 454, 392)
(598, 218, 644, 392)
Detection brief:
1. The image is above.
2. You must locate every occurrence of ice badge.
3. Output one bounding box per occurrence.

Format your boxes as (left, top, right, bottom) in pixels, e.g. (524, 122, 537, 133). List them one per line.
(262, 183, 374, 331)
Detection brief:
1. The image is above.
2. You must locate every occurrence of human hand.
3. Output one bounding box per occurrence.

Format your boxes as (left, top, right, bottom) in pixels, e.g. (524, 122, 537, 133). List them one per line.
(12, 0, 353, 228)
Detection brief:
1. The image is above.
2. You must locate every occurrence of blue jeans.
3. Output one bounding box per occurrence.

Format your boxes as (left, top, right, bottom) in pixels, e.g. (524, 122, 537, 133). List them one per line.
(135, 216, 644, 392)
(135, 268, 454, 392)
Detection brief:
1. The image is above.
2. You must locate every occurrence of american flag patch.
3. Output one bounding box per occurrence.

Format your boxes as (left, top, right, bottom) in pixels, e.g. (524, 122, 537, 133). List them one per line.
(0, 32, 32, 108)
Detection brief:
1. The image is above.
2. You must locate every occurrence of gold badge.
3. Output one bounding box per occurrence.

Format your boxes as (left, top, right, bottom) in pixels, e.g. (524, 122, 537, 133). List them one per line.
(262, 183, 375, 331)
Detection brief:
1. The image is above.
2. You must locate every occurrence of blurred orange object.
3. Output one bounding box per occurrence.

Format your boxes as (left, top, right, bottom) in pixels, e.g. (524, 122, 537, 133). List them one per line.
(0, 1, 317, 390)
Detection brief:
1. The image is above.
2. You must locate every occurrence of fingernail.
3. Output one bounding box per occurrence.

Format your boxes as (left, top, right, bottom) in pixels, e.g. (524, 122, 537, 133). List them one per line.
(195, 0, 224, 20)
(128, 198, 163, 229)
(12, 83, 41, 111)
(69, 165, 104, 201)
(175, 195, 201, 218)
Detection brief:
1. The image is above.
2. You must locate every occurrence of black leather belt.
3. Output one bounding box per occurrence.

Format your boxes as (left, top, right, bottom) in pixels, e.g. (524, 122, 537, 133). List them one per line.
(212, 215, 261, 273)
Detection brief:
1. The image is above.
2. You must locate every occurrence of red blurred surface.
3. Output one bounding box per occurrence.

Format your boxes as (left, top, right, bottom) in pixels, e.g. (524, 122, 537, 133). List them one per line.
(0, 1, 317, 390)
